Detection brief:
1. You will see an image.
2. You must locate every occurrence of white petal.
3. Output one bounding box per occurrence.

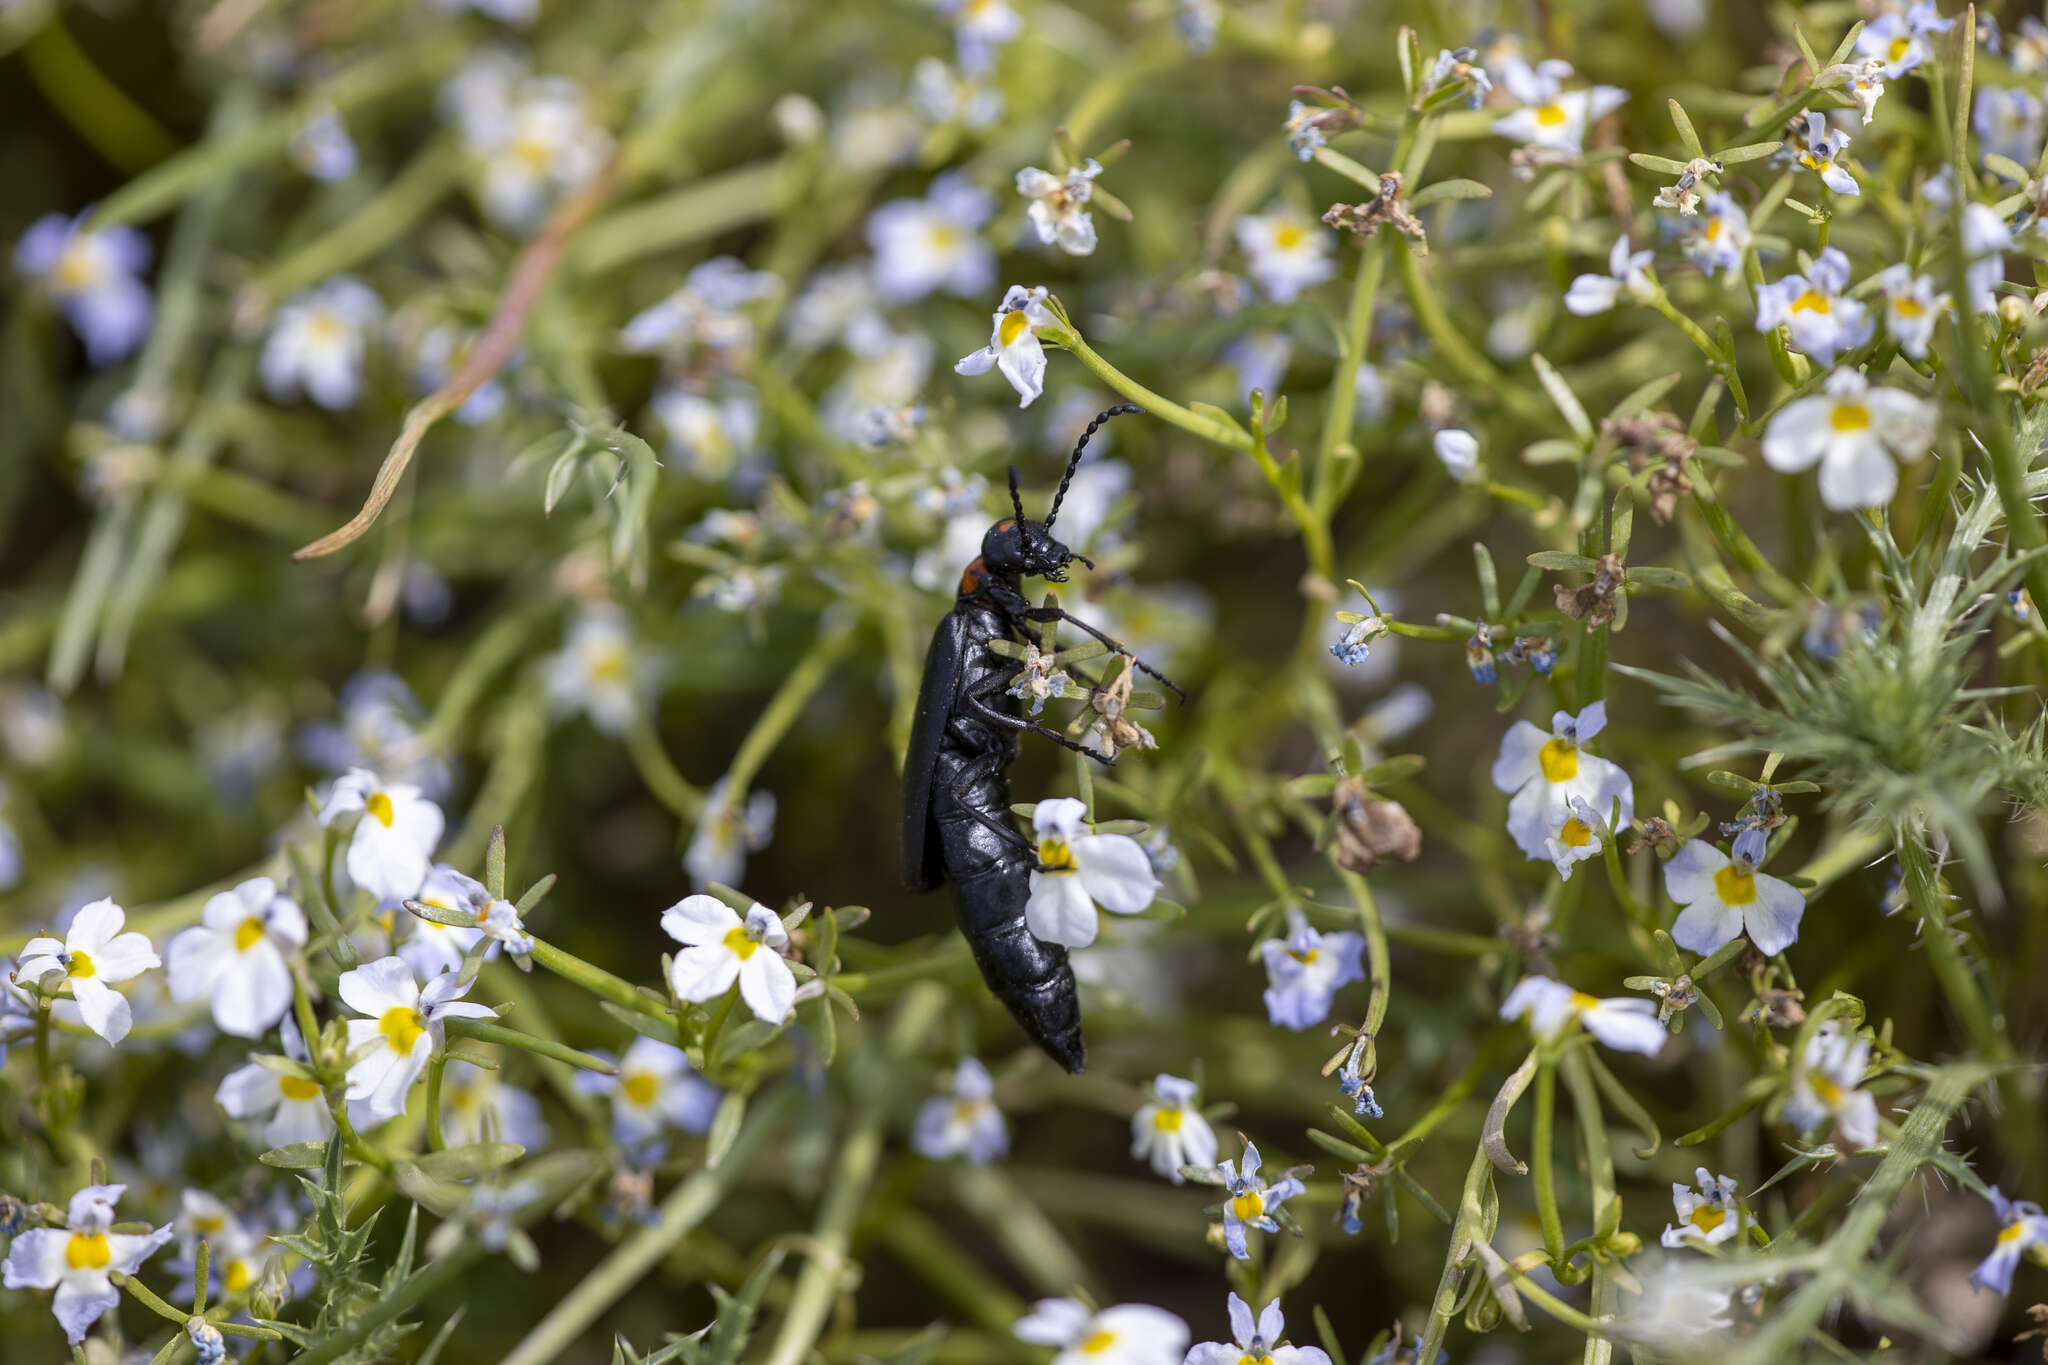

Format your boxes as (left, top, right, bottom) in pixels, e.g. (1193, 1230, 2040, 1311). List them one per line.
(1583, 1001, 1667, 1056)
(661, 895, 742, 946)
(215, 948, 295, 1038)
(91, 931, 160, 982)
(1033, 797, 1088, 840)
(1564, 273, 1621, 316)
(1226, 1294, 1255, 1347)
(1490, 721, 1550, 795)
(669, 944, 742, 1002)
(71, 977, 131, 1045)
(1744, 875, 1806, 955)
(737, 952, 796, 1024)
(165, 926, 228, 1002)
(216, 1062, 283, 1118)
(66, 899, 126, 953)
(1025, 872, 1100, 948)
(1073, 835, 1159, 914)
(1817, 437, 1898, 510)
(1670, 896, 1745, 955)
(1663, 840, 1728, 905)
(338, 956, 419, 1018)
(1760, 396, 1833, 472)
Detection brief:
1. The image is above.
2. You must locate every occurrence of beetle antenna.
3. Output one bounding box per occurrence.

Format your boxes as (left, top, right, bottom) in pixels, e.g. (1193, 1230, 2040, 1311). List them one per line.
(1045, 403, 1142, 529)
(1007, 466, 1028, 525)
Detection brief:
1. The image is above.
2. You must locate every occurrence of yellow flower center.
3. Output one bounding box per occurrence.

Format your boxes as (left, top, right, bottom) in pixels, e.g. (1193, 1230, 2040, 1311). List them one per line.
(1829, 402, 1870, 432)
(307, 311, 346, 344)
(279, 1074, 323, 1101)
(1538, 738, 1579, 783)
(379, 1006, 426, 1054)
(511, 134, 554, 169)
(722, 925, 759, 960)
(66, 951, 97, 979)
(929, 224, 961, 249)
(194, 1214, 223, 1234)
(1690, 1204, 1727, 1233)
(1237, 1356, 1277, 1365)
(1080, 1330, 1118, 1355)
(54, 245, 98, 292)
(1038, 836, 1075, 872)
(1705, 216, 1723, 242)
(1889, 36, 1911, 63)
(1570, 991, 1601, 1012)
(1287, 947, 1319, 964)
(998, 308, 1032, 347)
(622, 1070, 658, 1106)
(365, 791, 395, 827)
(65, 1232, 113, 1270)
(1230, 1190, 1266, 1220)
(236, 917, 267, 952)
(1153, 1106, 1184, 1132)
(1558, 818, 1592, 849)
(224, 1259, 254, 1293)
(1713, 863, 1758, 906)
(589, 648, 629, 683)
(1536, 102, 1569, 128)
(1809, 1073, 1844, 1109)
(1790, 289, 1831, 314)
(1893, 297, 1925, 318)
(2000, 1220, 2027, 1244)
(951, 1097, 985, 1123)
(1273, 223, 1306, 248)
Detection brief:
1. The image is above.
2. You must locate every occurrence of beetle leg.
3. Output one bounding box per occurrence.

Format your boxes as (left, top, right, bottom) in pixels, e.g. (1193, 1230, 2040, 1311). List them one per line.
(962, 685, 1115, 764)
(1019, 607, 1188, 700)
(944, 751, 1037, 855)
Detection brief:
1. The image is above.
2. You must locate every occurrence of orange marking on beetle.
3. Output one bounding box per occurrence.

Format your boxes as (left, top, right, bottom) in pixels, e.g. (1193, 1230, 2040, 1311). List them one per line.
(958, 557, 989, 597)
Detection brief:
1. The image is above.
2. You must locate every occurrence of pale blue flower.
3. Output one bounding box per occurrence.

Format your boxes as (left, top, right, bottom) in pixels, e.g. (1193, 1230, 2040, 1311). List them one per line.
(14, 210, 154, 366)
(1258, 907, 1365, 1030)
(1217, 1141, 1305, 1259)
(1970, 1187, 2048, 1294)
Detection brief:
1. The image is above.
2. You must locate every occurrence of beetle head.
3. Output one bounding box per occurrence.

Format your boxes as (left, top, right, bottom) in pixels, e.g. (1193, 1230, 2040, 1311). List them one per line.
(981, 515, 1087, 583)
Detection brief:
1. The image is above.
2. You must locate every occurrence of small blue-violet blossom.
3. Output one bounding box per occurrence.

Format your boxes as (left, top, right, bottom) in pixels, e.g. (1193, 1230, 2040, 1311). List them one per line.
(14, 210, 155, 366)
(1217, 1140, 1306, 1259)
(1258, 906, 1365, 1030)
(1970, 1187, 2048, 1294)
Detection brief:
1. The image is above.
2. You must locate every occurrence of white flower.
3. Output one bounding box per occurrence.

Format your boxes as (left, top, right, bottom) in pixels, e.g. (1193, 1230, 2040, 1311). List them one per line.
(216, 1056, 334, 1148)
(1761, 367, 1934, 511)
(1234, 205, 1335, 303)
(1622, 1258, 1734, 1350)
(1784, 1022, 1880, 1149)
(339, 955, 495, 1121)
(396, 864, 489, 978)
(1662, 840, 1805, 956)
(956, 284, 1057, 407)
(1218, 1140, 1307, 1260)
(785, 262, 884, 351)
(544, 604, 647, 736)
(1186, 1293, 1332, 1365)
(911, 57, 1004, 129)
(1544, 795, 1607, 882)
(165, 877, 306, 1038)
(1491, 703, 1634, 862)
(650, 383, 761, 481)
(1433, 427, 1480, 481)
(579, 1036, 720, 1151)
(1564, 235, 1655, 315)
(1130, 1073, 1217, 1183)
(662, 894, 796, 1024)
(1, 1184, 174, 1344)
(319, 768, 445, 902)
(1423, 47, 1494, 109)
(1962, 203, 2014, 313)
(292, 106, 358, 181)
(1500, 975, 1666, 1056)
(1873, 265, 1947, 359)
(15, 899, 160, 1045)
(1015, 1297, 1189, 1365)
(1017, 160, 1103, 255)
(1753, 247, 1871, 368)
(912, 1058, 1009, 1164)
(1258, 906, 1366, 1030)
(442, 1059, 549, 1149)
(935, 0, 1021, 76)
(619, 256, 780, 359)
(1493, 57, 1627, 153)
(1661, 1168, 1743, 1248)
(299, 670, 449, 795)
(1785, 111, 1859, 196)
(443, 57, 611, 232)
(1022, 798, 1159, 948)
(1971, 1187, 2048, 1294)
(1855, 1, 1952, 78)
(868, 172, 996, 302)
(260, 276, 382, 411)
(1836, 59, 1889, 125)
(1977, 86, 2046, 171)
(685, 778, 777, 890)
(13, 211, 155, 366)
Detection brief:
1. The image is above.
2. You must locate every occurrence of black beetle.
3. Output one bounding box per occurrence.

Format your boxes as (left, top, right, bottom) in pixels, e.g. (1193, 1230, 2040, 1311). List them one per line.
(900, 405, 1182, 1072)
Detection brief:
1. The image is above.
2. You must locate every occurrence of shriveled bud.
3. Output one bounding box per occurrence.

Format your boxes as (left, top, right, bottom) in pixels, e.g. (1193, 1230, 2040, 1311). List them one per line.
(1332, 775, 1422, 872)
(1556, 552, 1625, 629)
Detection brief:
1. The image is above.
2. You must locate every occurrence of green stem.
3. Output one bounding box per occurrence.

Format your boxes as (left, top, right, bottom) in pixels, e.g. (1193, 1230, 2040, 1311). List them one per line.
(1531, 1053, 1566, 1265)
(1314, 238, 1389, 511)
(1047, 323, 1251, 451)
(443, 1019, 618, 1074)
(1416, 1145, 1494, 1363)
(719, 622, 858, 802)
(424, 1054, 447, 1151)
(623, 712, 704, 821)
(758, 983, 948, 1365)
(494, 1087, 802, 1365)
(526, 934, 671, 1020)
(20, 19, 180, 173)
(1893, 834, 2006, 1063)
(1336, 868, 1392, 1068)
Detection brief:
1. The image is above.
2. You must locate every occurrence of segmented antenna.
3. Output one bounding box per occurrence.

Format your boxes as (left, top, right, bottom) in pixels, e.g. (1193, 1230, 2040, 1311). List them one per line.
(1007, 465, 1028, 525)
(1045, 404, 1143, 529)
